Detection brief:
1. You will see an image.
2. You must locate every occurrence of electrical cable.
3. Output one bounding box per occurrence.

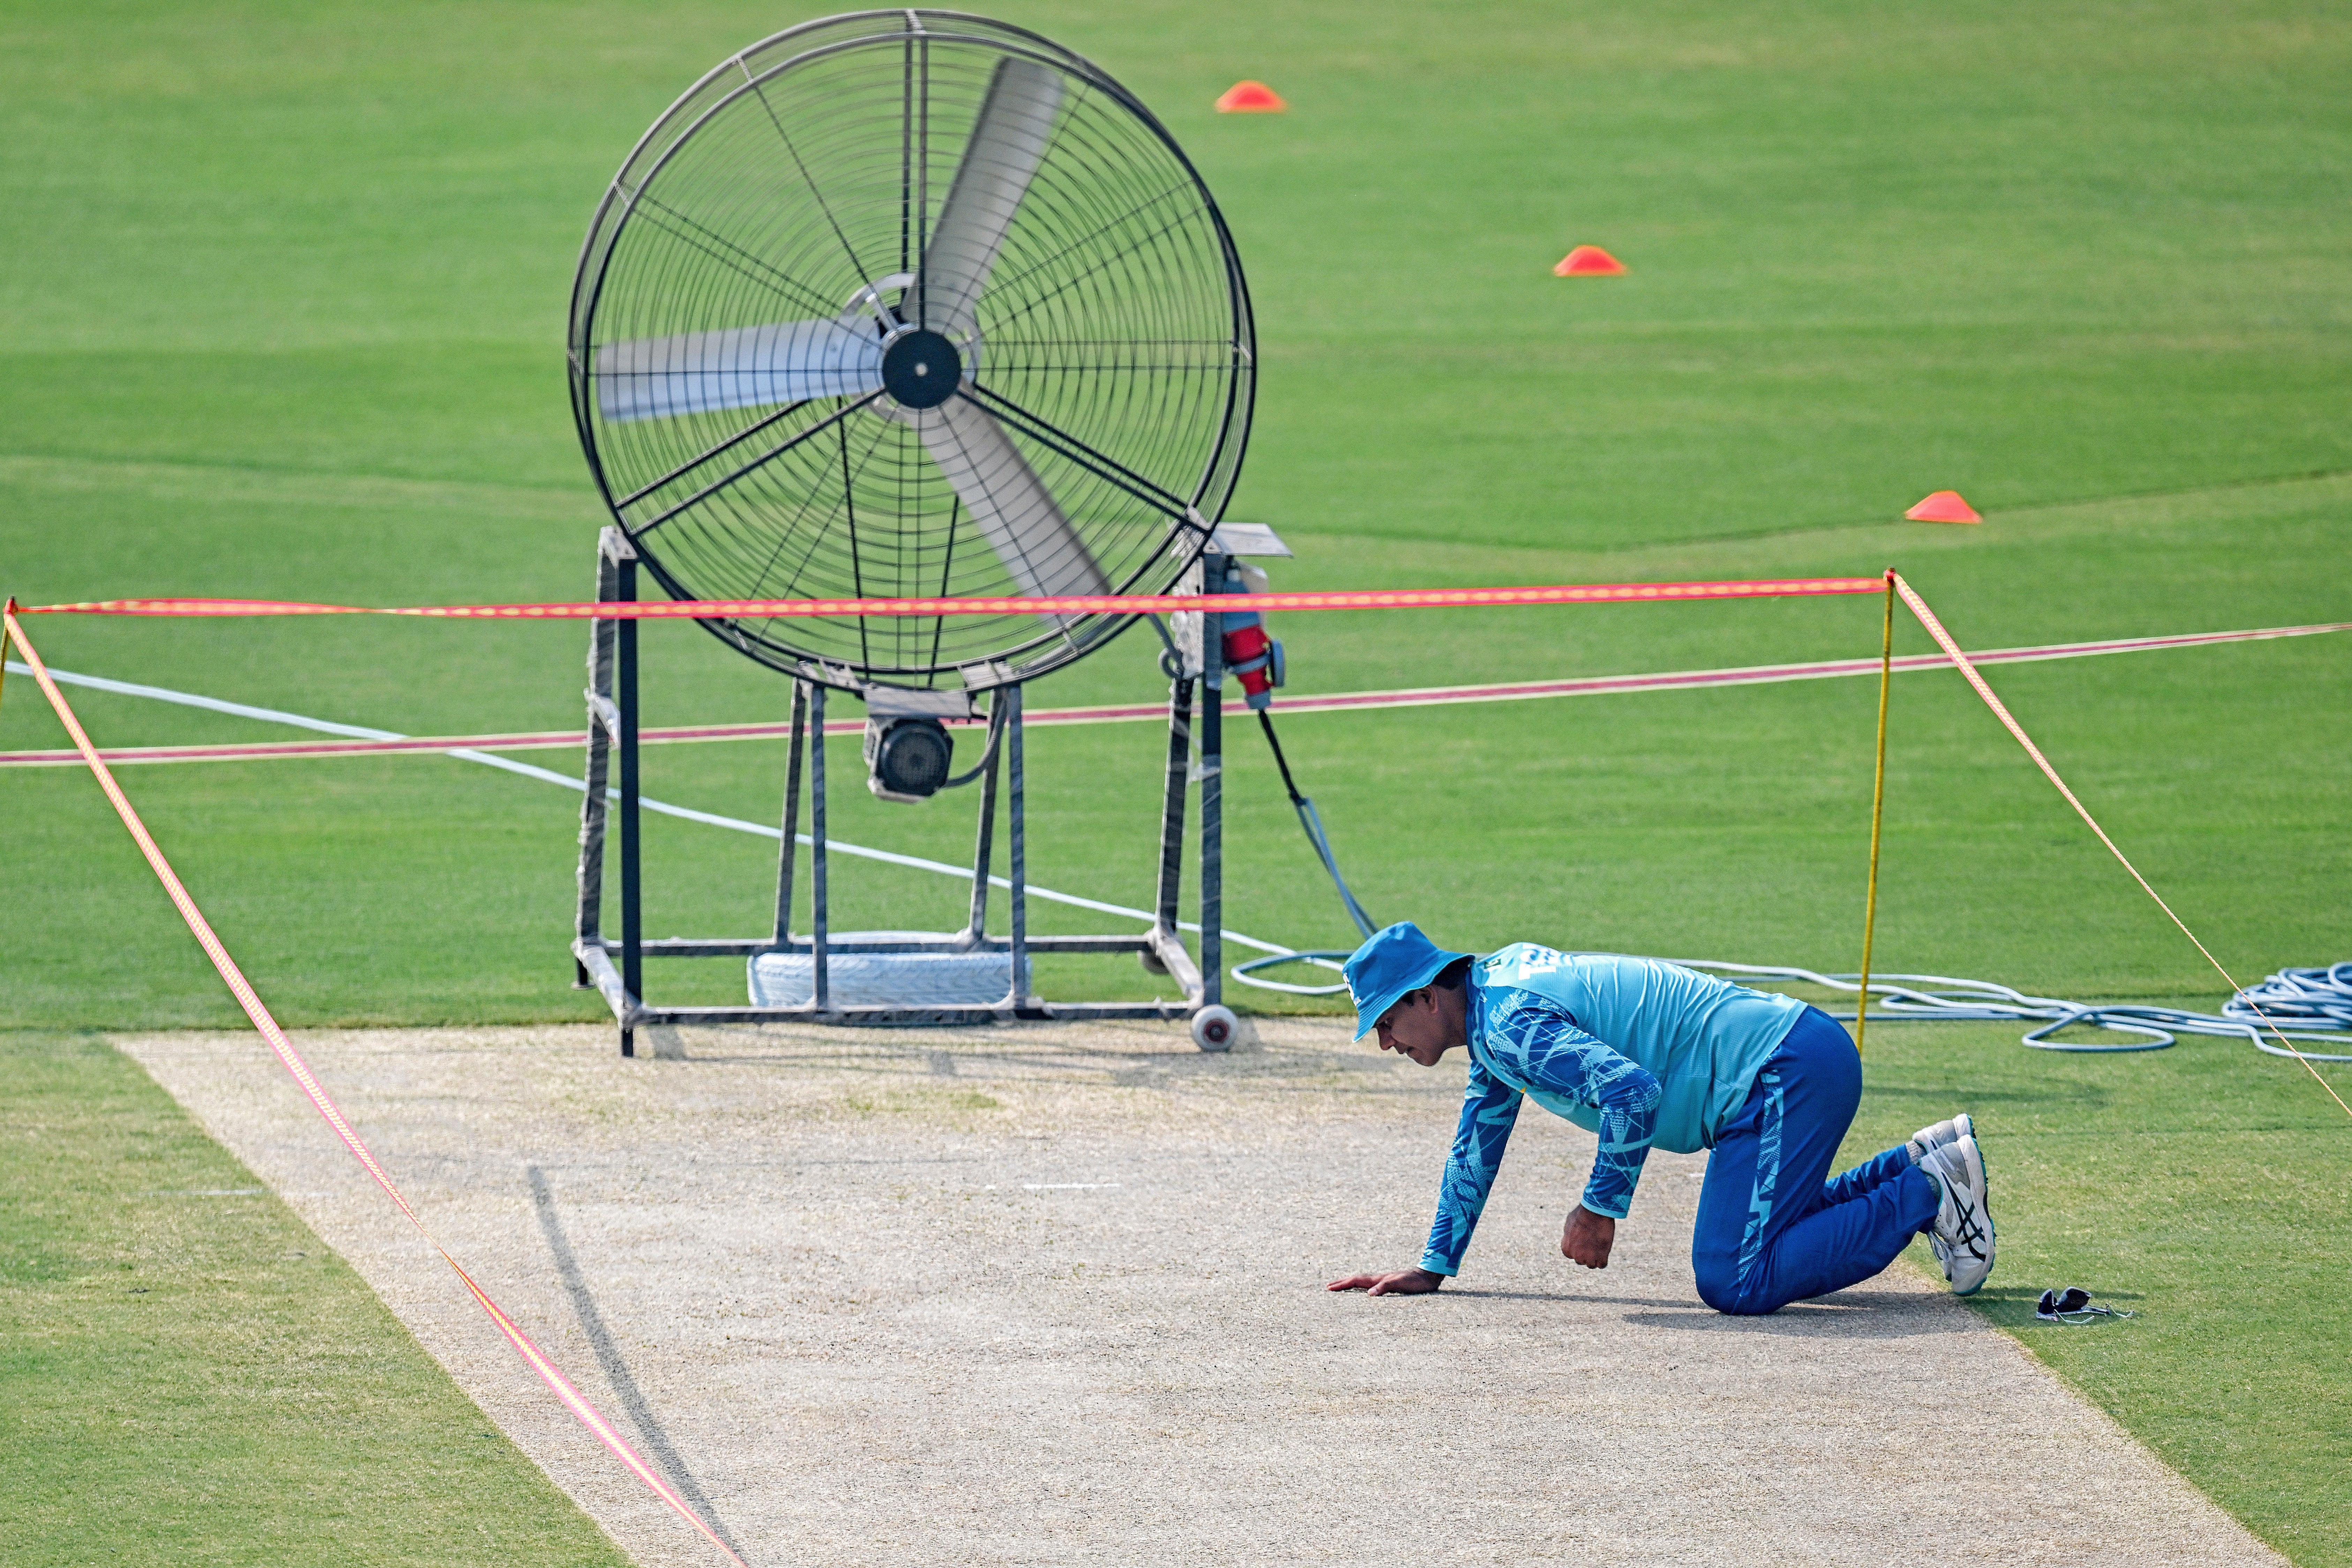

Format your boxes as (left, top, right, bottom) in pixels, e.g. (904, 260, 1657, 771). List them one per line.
(937, 698, 1008, 790)
(1256, 710, 1377, 939)
(1668, 961, 2352, 1059)
(1229, 710, 1378, 994)
(1225, 704, 2352, 1056)
(1231, 572, 2350, 1081)
(1236, 939, 2352, 1063)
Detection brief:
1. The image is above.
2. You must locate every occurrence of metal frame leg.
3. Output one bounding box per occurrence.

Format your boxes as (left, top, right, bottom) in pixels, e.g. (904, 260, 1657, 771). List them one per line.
(570, 534, 1232, 1036)
(966, 701, 1002, 943)
(1199, 604, 1224, 1009)
(773, 681, 808, 945)
(1152, 676, 1193, 959)
(810, 684, 829, 1011)
(1007, 684, 1031, 1012)
(617, 554, 641, 1057)
(575, 537, 621, 983)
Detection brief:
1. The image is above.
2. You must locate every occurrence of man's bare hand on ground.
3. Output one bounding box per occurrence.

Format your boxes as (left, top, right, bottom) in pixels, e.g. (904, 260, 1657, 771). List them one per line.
(1562, 1205, 1616, 1268)
(1326, 1268, 1443, 1296)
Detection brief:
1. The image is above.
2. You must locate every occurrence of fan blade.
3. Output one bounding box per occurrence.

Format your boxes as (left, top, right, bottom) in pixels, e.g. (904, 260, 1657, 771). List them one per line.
(593, 318, 884, 423)
(916, 57, 1063, 341)
(920, 396, 1109, 621)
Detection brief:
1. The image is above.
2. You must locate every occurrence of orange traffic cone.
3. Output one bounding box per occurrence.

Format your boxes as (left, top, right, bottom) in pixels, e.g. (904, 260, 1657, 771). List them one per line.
(1215, 81, 1286, 113)
(1553, 245, 1625, 276)
(1904, 490, 1982, 524)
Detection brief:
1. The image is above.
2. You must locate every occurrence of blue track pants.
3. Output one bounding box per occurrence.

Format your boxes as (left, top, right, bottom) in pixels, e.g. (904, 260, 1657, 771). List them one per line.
(1690, 1006, 1939, 1314)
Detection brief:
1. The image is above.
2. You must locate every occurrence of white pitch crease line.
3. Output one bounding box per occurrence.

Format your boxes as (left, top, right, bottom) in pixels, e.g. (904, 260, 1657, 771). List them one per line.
(10, 661, 1297, 959)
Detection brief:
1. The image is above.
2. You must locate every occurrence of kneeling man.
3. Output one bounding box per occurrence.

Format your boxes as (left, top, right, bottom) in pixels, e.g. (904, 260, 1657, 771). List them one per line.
(1327, 924, 1993, 1313)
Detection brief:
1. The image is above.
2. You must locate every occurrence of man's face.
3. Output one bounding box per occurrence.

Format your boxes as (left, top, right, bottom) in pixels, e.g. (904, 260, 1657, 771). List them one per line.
(1374, 987, 1453, 1066)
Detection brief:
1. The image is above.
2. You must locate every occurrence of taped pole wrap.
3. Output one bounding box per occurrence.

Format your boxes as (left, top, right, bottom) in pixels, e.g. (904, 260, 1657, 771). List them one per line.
(0, 604, 753, 1566)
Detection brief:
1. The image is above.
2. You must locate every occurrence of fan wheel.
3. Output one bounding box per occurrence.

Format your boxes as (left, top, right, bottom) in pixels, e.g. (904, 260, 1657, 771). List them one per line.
(568, 10, 1256, 694)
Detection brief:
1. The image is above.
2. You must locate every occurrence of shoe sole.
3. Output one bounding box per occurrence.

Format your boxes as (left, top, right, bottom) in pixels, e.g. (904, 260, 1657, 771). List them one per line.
(1948, 1133, 1994, 1296)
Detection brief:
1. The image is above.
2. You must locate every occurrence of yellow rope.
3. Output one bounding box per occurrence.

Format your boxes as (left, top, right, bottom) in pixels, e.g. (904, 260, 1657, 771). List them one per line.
(1892, 573, 2352, 1121)
(1855, 572, 1893, 1057)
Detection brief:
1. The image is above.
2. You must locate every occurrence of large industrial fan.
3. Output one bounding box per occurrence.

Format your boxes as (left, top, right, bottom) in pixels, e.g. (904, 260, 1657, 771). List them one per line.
(564, 10, 1267, 1051)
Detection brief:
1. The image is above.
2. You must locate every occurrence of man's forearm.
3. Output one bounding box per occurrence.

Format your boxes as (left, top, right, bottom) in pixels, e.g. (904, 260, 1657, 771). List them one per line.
(1422, 1072, 1523, 1274)
(1579, 1084, 1659, 1218)
(1579, 1136, 1652, 1219)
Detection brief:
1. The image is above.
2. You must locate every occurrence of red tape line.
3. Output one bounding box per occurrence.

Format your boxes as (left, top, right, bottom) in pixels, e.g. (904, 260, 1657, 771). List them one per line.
(0, 602, 751, 1567)
(21, 576, 1887, 619)
(6, 621, 2344, 770)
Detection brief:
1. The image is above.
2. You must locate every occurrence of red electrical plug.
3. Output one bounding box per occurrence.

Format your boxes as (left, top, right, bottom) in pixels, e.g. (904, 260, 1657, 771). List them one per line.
(1221, 611, 1283, 710)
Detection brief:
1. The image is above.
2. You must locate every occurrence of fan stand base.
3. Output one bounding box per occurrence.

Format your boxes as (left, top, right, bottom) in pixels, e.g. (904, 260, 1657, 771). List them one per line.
(569, 527, 1230, 1054)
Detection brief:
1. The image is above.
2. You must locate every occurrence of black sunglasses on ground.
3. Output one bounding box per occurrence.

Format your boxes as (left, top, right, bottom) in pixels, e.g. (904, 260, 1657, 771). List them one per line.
(2036, 1286, 2136, 1322)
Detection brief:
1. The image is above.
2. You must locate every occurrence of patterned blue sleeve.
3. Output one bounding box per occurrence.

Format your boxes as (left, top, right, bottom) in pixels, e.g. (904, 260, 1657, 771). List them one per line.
(1418, 1057, 1523, 1277)
(1485, 987, 1663, 1221)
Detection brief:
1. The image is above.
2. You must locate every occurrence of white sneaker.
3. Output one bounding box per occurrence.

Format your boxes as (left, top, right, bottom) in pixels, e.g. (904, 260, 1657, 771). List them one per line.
(1921, 1133, 1994, 1295)
(1908, 1111, 1974, 1166)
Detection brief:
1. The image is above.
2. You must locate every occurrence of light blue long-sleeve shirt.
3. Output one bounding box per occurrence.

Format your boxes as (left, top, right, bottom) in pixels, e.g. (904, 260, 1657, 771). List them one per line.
(1418, 946, 1805, 1277)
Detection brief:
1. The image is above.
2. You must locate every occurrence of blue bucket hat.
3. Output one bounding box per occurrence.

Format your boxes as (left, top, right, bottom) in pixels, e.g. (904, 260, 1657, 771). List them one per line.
(1343, 922, 1473, 1039)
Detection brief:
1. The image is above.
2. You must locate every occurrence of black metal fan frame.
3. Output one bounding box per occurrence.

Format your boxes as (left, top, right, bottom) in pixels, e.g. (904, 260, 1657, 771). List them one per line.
(572, 525, 1261, 1050)
(565, 13, 1270, 1049)
(564, 9, 1257, 696)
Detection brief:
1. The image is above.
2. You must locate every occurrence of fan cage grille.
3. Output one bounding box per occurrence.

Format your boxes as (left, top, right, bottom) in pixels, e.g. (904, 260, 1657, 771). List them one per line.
(568, 10, 1254, 692)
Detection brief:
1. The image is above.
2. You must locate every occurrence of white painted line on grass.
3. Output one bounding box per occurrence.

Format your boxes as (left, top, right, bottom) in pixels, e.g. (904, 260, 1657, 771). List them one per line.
(8, 662, 1297, 959)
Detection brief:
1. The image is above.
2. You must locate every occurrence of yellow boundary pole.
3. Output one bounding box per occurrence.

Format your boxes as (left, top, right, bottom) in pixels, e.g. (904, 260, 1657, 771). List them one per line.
(1855, 571, 1894, 1056)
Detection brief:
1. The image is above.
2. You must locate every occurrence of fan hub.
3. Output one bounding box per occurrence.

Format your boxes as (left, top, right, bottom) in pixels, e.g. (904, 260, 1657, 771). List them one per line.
(881, 327, 963, 410)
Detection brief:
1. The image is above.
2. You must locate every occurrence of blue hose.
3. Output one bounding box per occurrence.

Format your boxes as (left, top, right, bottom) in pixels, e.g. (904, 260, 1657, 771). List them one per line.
(1670, 960, 2352, 1060)
(1232, 713, 2352, 1063)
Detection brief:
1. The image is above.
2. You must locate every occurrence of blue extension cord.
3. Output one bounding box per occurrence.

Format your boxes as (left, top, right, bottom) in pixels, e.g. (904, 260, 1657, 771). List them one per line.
(1231, 717, 2352, 1061)
(1665, 961, 2352, 1060)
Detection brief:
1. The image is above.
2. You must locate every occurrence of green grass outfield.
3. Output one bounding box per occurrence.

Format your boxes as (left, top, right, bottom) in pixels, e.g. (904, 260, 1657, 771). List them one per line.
(0, 1031, 633, 1568)
(1, 0, 2347, 1561)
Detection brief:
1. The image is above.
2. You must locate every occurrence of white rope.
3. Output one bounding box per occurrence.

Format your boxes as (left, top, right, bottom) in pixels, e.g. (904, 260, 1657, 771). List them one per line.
(13, 660, 1293, 956)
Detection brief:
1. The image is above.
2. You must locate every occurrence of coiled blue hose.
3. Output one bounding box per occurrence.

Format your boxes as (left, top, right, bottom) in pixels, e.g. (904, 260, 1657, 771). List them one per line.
(1231, 713, 2352, 1063)
(1670, 960, 2352, 1060)
(1236, 947, 2352, 1061)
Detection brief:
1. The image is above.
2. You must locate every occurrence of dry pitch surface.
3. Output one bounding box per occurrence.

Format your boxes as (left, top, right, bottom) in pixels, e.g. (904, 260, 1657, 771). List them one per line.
(121, 1018, 2277, 1566)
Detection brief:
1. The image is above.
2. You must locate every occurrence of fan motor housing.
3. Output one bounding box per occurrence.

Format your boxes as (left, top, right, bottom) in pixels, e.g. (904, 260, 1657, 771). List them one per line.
(865, 717, 955, 802)
(880, 327, 962, 409)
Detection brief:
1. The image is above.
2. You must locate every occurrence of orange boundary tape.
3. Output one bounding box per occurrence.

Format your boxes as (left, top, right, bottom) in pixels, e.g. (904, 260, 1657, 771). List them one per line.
(0, 601, 751, 1568)
(1889, 575, 2352, 1119)
(7, 619, 2346, 770)
(18, 575, 1887, 620)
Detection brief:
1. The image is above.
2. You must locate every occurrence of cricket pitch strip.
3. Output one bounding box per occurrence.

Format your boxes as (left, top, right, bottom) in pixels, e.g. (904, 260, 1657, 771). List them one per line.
(120, 1019, 2278, 1566)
